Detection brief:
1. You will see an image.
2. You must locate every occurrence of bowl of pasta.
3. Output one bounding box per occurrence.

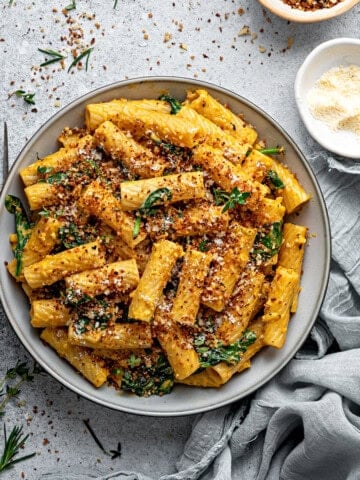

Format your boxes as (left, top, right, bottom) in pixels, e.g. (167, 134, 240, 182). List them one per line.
(0, 77, 330, 416)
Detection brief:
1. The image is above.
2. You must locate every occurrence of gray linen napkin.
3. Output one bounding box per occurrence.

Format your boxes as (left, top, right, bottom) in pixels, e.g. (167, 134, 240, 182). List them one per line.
(41, 151, 360, 480)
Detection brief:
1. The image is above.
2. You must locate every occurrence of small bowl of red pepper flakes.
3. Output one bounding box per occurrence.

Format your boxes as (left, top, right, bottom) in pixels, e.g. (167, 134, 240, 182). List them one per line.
(257, 0, 359, 22)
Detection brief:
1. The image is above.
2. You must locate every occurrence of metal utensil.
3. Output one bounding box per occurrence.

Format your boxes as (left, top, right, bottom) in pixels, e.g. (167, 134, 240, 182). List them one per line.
(2, 122, 9, 190)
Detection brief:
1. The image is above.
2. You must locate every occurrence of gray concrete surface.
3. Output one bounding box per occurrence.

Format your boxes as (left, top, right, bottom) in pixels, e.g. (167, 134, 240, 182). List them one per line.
(0, 1, 359, 478)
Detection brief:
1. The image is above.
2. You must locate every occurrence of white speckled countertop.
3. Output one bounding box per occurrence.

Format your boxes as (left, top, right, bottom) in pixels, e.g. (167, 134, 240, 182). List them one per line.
(0, 1, 359, 478)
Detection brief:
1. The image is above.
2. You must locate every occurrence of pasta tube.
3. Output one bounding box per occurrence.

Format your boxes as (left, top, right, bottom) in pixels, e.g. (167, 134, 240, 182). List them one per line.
(23, 240, 106, 289)
(278, 223, 307, 312)
(202, 224, 257, 312)
(79, 181, 146, 247)
(30, 299, 71, 328)
(68, 322, 153, 350)
(40, 327, 109, 388)
(186, 89, 258, 145)
(170, 249, 212, 324)
(94, 121, 167, 178)
(20, 135, 93, 187)
(120, 172, 205, 211)
(154, 313, 200, 380)
(263, 266, 299, 349)
(128, 240, 183, 322)
(65, 259, 139, 297)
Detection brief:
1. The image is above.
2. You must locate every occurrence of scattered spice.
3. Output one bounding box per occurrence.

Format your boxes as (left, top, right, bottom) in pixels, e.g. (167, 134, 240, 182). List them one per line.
(283, 0, 343, 11)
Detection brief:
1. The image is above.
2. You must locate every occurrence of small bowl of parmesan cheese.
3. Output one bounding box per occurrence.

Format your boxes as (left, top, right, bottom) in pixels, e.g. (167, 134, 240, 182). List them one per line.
(295, 38, 360, 159)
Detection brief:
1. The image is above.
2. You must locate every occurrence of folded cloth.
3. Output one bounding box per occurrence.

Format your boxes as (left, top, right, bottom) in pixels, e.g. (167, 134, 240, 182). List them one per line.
(42, 151, 360, 480)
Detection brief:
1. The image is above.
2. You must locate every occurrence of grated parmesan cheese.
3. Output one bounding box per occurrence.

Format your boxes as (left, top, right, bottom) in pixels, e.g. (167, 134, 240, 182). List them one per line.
(307, 64, 360, 137)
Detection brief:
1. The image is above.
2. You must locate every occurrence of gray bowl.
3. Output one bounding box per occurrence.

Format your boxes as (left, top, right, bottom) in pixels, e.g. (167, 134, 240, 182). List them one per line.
(0, 77, 331, 416)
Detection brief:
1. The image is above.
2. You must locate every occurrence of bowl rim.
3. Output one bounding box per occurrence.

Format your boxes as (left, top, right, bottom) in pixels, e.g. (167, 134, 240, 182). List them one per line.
(257, 0, 359, 23)
(0, 76, 331, 416)
(294, 37, 360, 159)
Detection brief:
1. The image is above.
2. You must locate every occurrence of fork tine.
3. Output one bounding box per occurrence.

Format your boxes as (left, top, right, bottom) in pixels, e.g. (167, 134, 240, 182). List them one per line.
(2, 121, 9, 190)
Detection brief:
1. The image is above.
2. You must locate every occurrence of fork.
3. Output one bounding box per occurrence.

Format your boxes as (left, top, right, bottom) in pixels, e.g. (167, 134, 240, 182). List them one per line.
(2, 121, 9, 190)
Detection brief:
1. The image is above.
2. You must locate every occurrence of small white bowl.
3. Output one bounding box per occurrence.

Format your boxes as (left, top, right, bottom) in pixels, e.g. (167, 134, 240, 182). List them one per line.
(295, 38, 360, 159)
(258, 0, 359, 23)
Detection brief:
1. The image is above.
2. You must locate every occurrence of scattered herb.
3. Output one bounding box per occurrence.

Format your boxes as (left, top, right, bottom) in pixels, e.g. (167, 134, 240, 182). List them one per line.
(37, 166, 53, 175)
(252, 222, 283, 260)
(158, 94, 182, 114)
(45, 172, 67, 184)
(0, 426, 35, 473)
(0, 362, 41, 472)
(8, 0, 14, 6)
(195, 330, 257, 369)
(14, 90, 36, 105)
(133, 187, 172, 238)
(213, 187, 250, 213)
(113, 0, 118, 8)
(67, 47, 93, 72)
(267, 170, 285, 190)
(38, 48, 66, 67)
(128, 353, 141, 368)
(258, 146, 285, 155)
(5, 195, 31, 276)
(65, 0, 76, 10)
(198, 239, 209, 252)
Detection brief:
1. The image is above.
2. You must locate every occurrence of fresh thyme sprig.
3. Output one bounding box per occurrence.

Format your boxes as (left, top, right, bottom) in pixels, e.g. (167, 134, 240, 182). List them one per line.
(67, 48, 93, 72)
(0, 362, 41, 472)
(14, 90, 36, 105)
(113, 0, 118, 8)
(38, 48, 66, 67)
(213, 187, 250, 213)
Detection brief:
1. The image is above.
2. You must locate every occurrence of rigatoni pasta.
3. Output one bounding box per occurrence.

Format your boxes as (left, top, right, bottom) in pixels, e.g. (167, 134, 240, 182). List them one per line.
(5, 88, 309, 396)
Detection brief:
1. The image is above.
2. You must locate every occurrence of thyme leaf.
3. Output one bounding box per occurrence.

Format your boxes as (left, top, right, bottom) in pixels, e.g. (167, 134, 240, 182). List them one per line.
(213, 187, 250, 213)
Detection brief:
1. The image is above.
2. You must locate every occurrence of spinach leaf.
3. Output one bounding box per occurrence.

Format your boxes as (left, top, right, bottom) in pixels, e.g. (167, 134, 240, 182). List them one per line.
(158, 94, 182, 114)
(195, 330, 257, 369)
(5, 195, 31, 276)
(252, 222, 283, 260)
(121, 353, 174, 396)
(132, 187, 172, 238)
